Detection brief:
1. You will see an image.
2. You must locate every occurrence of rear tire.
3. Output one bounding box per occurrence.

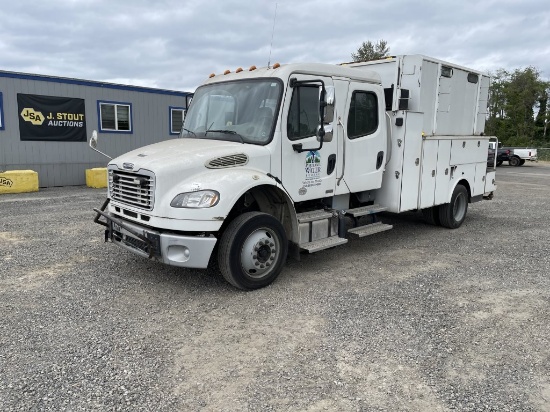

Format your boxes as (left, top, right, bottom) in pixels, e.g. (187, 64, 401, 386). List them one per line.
(509, 156, 521, 167)
(519, 159, 526, 166)
(422, 206, 441, 226)
(218, 212, 288, 290)
(439, 184, 468, 229)
(496, 160, 503, 166)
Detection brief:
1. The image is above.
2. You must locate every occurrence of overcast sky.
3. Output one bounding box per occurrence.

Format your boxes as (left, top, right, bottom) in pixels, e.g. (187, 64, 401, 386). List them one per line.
(1, 0, 549, 92)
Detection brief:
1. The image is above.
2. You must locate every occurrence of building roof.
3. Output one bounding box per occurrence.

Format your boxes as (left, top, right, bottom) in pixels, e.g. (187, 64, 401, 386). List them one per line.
(0, 69, 192, 97)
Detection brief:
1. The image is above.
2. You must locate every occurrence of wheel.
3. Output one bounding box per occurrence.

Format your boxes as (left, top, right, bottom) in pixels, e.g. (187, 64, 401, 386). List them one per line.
(438, 184, 468, 229)
(422, 206, 441, 226)
(218, 212, 288, 290)
(519, 159, 526, 166)
(509, 156, 521, 167)
(496, 160, 503, 166)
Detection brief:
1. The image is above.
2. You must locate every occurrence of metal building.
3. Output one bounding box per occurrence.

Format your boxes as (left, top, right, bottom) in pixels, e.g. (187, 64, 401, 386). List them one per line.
(0, 70, 192, 187)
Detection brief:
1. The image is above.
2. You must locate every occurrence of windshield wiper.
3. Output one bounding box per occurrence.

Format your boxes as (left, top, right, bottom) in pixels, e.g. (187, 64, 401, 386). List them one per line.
(179, 127, 197, 138)
(205, 129, 244, 143)
(206, 129, 237, 134)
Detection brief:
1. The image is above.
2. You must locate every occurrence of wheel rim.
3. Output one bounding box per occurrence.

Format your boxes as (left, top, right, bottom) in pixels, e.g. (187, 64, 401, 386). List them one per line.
(453, 192, 467, 222)
(240, 227, 280, 279)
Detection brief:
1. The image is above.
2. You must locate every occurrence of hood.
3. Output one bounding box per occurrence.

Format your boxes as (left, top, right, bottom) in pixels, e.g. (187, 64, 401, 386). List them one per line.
(109, 138, 271, 175)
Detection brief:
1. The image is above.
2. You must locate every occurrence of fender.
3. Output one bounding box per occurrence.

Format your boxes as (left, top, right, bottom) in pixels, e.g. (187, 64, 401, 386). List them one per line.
(155, 168, 299, 237)
(446, 165, 474, 203)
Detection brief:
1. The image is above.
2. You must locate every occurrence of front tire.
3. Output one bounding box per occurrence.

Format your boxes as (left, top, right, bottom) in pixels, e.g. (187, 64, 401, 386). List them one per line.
(496, 160, 503, 166)
(439, 184, 468, 229)
(218, 212, 288, 290)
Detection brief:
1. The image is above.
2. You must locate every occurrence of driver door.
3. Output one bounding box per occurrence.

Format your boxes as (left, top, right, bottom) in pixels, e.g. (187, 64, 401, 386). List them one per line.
(280, 75, 337, 202)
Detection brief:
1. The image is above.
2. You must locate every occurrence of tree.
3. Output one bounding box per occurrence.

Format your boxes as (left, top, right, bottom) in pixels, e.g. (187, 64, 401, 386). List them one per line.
(485, 67, 549, 145)
(351, 40, 390, 62)
(534, 89, 549, 141)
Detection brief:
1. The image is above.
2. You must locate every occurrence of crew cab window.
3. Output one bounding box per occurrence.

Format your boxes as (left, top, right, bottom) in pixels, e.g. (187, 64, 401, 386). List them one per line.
(347, 91, 378, 139)
(287, 86, 319, 140)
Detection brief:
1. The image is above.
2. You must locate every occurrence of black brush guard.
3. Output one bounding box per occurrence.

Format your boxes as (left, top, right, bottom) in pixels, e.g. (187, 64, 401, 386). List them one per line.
(93, 198, 160, 259)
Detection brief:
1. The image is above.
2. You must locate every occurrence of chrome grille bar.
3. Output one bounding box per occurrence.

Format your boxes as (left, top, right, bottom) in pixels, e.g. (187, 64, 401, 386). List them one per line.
(109, 169, 155, 210)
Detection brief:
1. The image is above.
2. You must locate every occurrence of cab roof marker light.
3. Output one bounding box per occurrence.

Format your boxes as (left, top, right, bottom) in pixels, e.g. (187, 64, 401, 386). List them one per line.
(273, 63, 280, 69)
(249, 65, 257, 71)
(236, 67, 243, 73)
(209, 73, 216, 78)
(224, 70, 231, 75)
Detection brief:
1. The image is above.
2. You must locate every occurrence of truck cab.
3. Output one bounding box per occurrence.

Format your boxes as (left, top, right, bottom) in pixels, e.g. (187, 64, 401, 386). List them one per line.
(95, 56, 496, 290)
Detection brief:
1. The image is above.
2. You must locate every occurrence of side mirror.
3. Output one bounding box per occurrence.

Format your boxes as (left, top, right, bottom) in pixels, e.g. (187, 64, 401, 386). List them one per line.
(88, 130, 112, 160)
(89, 130, 98, 149)
(324, 86, 335, 124)
(316, 85, 336, 143)
(317, 124, 333, 142)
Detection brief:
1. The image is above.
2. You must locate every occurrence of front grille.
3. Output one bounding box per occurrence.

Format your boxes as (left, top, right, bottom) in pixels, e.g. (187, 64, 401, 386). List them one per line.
(109, 169, 155, 210)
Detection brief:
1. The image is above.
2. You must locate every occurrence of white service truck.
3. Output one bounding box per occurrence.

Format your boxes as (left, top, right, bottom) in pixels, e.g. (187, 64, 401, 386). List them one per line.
(93, 55, 497, 290)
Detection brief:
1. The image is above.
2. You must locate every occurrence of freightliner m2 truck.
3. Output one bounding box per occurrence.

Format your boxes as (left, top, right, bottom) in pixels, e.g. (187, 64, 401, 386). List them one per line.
(93, 55, 497, 290)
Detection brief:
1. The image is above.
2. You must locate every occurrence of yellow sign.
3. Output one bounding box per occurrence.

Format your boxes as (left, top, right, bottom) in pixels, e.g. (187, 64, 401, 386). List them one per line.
(20, 108, 45, 126)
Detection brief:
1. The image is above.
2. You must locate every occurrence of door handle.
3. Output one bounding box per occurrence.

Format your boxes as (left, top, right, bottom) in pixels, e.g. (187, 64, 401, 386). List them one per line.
(376, 151, 384, 170)
(327, 154, 336, 175)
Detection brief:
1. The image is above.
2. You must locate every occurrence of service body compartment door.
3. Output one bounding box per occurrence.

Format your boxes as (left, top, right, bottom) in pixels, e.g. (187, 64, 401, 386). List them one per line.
(472, 163, 487, 197)
(450, 138, 487, 165)
(281, 75, 337, 202)
(434, 140, 452, 205)
(373, 111, 423, 213)
(399, 112, 424, 212)
(485, 170, 496, 193)
(419, 139, 438, 208)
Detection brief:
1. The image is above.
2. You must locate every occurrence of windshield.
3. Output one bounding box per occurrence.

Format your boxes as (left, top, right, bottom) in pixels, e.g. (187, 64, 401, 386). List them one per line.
(181, 79, 282, 145)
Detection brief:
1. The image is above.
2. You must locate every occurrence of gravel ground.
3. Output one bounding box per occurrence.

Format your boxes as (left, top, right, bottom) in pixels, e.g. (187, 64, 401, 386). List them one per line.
(1, 163, 549, 411)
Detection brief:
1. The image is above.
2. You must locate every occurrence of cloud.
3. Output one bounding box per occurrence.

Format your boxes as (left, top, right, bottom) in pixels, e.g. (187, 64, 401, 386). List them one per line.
(0, 0, 549, 91)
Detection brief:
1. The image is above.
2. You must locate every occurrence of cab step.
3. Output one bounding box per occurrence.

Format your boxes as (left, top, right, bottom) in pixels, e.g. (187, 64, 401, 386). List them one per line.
(346, 204, 387, 217)
(300, 236, 348, 253)
(347, 222, 393, 239)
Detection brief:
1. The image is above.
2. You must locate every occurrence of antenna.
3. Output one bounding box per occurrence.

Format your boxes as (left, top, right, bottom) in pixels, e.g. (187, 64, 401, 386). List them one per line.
(267, 3, 278, 68)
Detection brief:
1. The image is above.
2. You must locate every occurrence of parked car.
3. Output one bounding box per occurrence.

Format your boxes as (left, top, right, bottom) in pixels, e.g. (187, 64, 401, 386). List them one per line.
(502, 147, 538, 166)
(489, 141, 537, 166)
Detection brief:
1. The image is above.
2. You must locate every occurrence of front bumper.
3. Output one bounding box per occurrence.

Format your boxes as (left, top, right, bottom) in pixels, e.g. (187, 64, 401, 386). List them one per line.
(94, 201, 217, 269)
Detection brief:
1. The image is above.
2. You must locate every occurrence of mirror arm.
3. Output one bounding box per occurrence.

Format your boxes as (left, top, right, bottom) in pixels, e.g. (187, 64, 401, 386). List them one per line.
(91, 146, 113, 160)
(89, 130, 113, 160)
(292, 133, 324, 153)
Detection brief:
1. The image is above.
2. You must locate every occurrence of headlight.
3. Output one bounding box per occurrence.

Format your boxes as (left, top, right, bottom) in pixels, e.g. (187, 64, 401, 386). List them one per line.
(170, 190, 220, 208)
